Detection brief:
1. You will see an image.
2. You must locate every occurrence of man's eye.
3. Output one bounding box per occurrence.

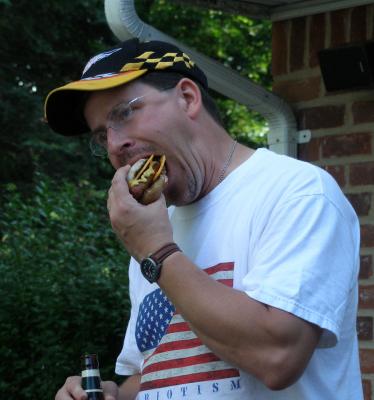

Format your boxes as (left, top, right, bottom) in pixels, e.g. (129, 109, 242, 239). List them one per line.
(121, 106, 133, 119)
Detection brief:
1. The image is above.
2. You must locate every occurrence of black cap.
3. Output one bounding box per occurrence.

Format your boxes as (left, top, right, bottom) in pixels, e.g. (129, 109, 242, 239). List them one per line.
(44, 38, 208, 136)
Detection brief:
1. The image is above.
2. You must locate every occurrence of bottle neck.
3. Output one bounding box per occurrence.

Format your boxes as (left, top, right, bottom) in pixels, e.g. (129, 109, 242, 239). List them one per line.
(81, 354, 103, 400)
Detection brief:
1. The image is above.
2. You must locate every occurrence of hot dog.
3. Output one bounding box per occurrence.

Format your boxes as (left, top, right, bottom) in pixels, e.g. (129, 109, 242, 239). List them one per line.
(127, 154, 167, 205)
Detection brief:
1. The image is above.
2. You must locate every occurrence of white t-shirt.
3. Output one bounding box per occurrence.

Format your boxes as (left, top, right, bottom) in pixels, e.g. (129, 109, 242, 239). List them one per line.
(116, 148, 363, 399)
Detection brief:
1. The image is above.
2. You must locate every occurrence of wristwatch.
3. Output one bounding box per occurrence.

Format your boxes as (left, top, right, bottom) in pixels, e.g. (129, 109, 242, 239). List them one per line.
(140, 242, 181, 283)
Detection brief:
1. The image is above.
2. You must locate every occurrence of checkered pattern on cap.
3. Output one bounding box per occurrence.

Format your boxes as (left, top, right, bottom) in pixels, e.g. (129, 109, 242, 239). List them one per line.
(121, 51, 195, 72)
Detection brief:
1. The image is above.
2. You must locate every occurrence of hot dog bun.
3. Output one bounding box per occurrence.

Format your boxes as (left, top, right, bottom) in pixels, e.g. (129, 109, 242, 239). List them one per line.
(127, 155, 167, 205)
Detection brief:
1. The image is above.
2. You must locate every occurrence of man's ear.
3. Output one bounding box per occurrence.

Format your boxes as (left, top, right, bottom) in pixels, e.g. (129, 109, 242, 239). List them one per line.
(175, 78, 202, 119)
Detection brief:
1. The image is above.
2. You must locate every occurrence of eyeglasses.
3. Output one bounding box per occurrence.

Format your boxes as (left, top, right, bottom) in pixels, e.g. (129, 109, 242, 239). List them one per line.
(89, 92, 151, 157)
(89, 85, 176, 157)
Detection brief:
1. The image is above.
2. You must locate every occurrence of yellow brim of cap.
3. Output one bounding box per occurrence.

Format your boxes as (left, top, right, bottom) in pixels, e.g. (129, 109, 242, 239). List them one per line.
(44, 69, 148, 120)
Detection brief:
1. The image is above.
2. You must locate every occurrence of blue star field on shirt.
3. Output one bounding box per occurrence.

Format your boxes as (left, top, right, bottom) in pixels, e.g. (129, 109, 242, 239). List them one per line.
(136, 289, 175, 353)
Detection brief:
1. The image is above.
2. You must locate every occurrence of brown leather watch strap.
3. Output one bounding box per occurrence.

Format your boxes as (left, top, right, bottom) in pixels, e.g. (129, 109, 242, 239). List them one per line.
(150, 242, 181, 264)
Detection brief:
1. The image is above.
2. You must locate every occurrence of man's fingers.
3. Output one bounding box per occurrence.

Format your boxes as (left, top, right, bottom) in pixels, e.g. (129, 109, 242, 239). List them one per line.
(102, 380, 119, 400)
(55, 376, 87, 400)
(112, 165, 131, 186)
(110, 165, 132, 202)
(67, 376, 87, 400)
(108, 165, 132, 213)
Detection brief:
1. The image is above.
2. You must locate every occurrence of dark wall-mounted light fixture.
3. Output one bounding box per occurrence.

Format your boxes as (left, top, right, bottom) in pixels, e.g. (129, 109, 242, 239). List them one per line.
(318, 42, 374, 92)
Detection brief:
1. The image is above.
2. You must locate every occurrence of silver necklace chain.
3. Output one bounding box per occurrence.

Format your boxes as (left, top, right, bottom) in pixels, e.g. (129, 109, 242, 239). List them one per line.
(217, 139, 237, 184)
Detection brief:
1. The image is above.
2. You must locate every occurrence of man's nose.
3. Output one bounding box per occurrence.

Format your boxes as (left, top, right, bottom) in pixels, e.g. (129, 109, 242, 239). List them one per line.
(106, 126, 135, 156)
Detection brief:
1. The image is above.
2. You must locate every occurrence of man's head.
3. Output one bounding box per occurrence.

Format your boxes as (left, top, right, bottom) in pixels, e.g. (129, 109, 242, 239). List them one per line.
(44, 38, 222, 136)
(45, 38, 229, 206)
(82, 73, 210, 205)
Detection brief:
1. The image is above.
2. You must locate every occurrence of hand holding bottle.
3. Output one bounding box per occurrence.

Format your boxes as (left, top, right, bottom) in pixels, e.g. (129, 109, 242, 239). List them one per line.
(55, 354, 118, 400)
(54, 376, 118, 400)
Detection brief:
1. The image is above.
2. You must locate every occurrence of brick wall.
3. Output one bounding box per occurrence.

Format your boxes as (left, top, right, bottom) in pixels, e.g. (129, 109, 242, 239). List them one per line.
(271, 5, 374, 399)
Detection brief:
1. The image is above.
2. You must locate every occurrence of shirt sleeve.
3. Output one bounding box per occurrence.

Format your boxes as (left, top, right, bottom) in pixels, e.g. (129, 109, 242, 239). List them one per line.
(243, 192, 359, 348)
(115, 259, 143, 376)
(116, 206, 176, 376)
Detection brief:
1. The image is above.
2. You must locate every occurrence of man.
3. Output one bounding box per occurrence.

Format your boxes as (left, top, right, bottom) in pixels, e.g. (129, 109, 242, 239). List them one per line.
(46, 38, 363, 400)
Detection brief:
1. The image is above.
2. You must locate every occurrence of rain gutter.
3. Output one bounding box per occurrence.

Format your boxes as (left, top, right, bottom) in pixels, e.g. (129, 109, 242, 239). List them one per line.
(104, 0, 311, 157)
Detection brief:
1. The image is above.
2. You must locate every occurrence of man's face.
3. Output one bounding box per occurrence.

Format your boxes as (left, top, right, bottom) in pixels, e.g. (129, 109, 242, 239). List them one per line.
(83, 80, 204, 205)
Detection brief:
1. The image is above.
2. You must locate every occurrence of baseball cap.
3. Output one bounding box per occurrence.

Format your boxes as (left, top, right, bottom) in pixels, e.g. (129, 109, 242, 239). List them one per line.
(44, 38, 208, 136)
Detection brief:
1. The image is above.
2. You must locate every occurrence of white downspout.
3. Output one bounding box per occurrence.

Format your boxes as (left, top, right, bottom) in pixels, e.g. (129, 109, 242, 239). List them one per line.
(104, 0, 311, 157)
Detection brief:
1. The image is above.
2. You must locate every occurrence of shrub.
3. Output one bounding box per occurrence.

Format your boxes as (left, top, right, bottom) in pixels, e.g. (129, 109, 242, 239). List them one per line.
(0, 174, 131, 399)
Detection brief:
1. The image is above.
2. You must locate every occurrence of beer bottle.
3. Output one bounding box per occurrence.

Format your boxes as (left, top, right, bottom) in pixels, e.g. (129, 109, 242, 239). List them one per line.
(81, 353, 104, 400)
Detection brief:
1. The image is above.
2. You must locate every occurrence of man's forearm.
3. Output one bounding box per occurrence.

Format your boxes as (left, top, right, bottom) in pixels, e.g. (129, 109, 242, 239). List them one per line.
(118, 374, 141, 400)
(158, 252, 321, 390)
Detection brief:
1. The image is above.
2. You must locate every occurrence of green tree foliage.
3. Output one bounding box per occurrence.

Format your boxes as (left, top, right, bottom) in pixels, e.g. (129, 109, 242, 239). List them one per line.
(0, 176, 130, 398)
(0, 0, 117, 185)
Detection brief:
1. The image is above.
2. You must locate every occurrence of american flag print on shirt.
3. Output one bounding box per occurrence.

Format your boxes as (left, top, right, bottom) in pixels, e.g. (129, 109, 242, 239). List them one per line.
(135, 262, 240, 391)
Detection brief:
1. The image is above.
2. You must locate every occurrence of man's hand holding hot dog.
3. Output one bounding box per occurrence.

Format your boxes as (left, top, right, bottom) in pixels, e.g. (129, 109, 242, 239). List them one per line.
(107, 162, 173, 263)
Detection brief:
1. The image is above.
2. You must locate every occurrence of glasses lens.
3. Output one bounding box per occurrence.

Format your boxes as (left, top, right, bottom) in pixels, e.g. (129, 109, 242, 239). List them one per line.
(108, 102, 134, 131)
(88, 94, 152, 157)
(89, 136, 107, 157)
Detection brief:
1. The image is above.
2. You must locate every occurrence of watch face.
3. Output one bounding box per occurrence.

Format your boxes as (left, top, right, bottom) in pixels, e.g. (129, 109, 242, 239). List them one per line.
(140, 257, 160, 283)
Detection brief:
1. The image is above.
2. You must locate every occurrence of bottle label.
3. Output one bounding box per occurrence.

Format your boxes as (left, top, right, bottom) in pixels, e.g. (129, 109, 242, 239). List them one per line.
(82, 369, 101, 378)
(81, 368, 103, 395)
